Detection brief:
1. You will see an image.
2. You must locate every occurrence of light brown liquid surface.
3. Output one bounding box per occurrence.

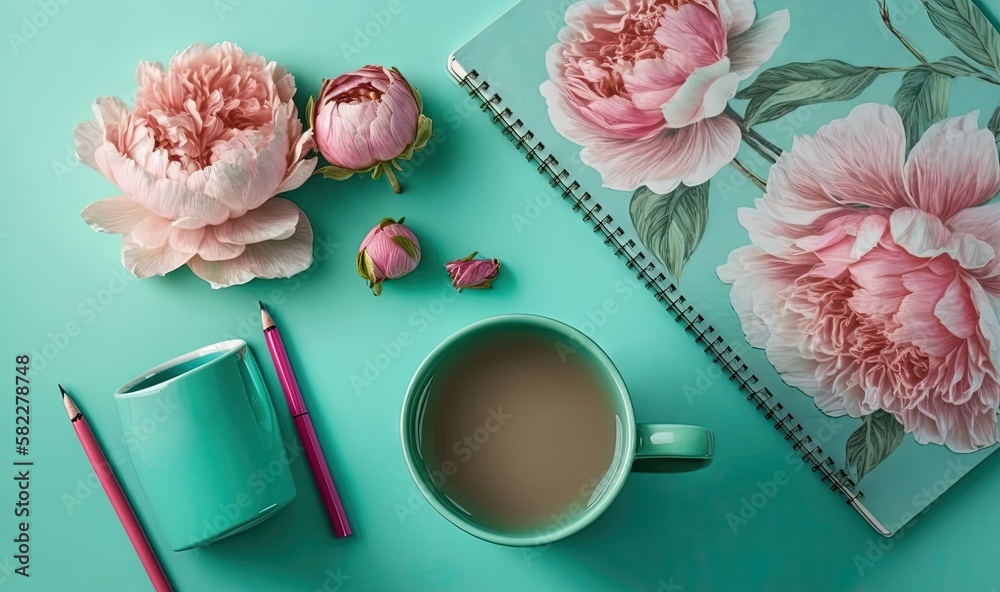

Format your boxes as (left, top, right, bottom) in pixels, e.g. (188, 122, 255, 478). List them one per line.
(419, 328, 619, 532)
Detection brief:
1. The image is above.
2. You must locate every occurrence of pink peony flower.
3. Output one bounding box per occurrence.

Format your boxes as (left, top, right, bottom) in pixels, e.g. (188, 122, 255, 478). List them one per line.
(312, 65, 433, 193)
(445, 253, 501, 291)
(719, 103, 1000, 452)
(75, 42, 317, 289)
(541, 0, 789, 194)
(356, 217, 421, 296)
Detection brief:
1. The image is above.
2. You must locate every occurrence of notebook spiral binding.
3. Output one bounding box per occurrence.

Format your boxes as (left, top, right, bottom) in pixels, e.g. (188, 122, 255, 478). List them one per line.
(458, 69, 865, 508)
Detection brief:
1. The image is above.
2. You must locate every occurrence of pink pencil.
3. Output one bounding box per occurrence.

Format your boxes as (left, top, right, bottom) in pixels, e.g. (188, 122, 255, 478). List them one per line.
(61, 385, 173, 592)
(260, 302, 352, 538)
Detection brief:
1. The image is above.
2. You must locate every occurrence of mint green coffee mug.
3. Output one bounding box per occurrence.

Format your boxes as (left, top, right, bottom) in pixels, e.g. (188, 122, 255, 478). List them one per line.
(114, 339, 296, 551)
(401, 315, 714, 547)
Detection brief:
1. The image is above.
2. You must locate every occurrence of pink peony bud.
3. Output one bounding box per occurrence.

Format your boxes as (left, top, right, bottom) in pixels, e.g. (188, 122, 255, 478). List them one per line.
(311, 65, 433, 194)
(445, 252, 501, 291)
(357, 217, 421, 296)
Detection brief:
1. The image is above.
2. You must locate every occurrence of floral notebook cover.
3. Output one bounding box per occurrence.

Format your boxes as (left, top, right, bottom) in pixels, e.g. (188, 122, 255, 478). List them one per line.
(450, 0, 1000, 535)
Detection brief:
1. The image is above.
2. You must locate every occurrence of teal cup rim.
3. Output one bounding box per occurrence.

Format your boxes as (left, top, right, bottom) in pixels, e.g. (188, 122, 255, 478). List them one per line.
(400, 314, 637, 547)
(114, 339, 247, 398)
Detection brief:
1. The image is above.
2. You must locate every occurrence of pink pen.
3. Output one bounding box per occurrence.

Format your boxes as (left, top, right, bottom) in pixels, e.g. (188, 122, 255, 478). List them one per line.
(61, 386, 173, 592)
(260, 302, 352, 538)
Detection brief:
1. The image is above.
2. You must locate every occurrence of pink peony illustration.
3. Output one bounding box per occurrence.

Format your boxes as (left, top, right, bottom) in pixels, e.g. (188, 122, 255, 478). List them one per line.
(541, 0, 789, 194)
(75, 42, 317, 289)
(719, 103, 1000, 453)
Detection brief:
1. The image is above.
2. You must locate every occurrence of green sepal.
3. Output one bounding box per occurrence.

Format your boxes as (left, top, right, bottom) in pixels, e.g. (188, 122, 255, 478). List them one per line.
(316, 164, 357, 181)
(305, 95, 315, 130)
(397, 115, 433, 162)
(390, 234, 419, 261)
(356, 250, 376, 282)
(370, 281, 383, 296)
(413, 115, 433, 153)
(379, 217, 400, 230)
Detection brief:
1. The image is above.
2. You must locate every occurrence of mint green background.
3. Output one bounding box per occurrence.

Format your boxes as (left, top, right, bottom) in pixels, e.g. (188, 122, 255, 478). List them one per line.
(1, 1, 999, 591)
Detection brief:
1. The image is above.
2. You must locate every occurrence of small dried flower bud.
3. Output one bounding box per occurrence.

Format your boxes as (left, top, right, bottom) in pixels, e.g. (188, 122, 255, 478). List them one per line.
(445, 252, 501, 291)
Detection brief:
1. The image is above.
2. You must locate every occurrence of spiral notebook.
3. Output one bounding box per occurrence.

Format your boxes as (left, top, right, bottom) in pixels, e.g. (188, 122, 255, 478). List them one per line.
(449, 0, 1000, 536)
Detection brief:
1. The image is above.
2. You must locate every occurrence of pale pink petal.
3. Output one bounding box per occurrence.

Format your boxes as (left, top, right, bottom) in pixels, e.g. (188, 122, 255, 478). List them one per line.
(661, 58, 740, 128)
(890, 208, 995, 269)
(904, 113, 1000, 218)
(657, 3, 728, 74)
(213, 198, 301, 246)
(130, 215, 174, 248)
(73, 122, 104, 172)
(121, 235, 192, 278)
(623, 57, 688, 112)
(95, 144, 230, 226)
(581, 115, 740, 193)
(80, 196, 149, 234)
(718, 0, 756, 36)
(726, 10, 790, 79)
(948, 202, 1000, 280)
(317, 100, 378, 170)
(135, 61, 164, 89)
(91, 96, 132, 148)
(935, 276, 980, 340)
(367, 73, 420, 161)
(197, 228, 246, 261)
(277, 157, 317, 194)
(186, 256, 258, 289)
(203, 157, 252, 215)
(188, 211, 313, 289)
(167, 227, 206, 254)
(240, 105, 293, 210)
(777, 103, 908, 210)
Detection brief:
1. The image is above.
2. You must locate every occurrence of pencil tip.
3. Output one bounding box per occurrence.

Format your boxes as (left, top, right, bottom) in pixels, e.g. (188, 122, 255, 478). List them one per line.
(58, 384, 67, 398)
(259, 300, 266, 311)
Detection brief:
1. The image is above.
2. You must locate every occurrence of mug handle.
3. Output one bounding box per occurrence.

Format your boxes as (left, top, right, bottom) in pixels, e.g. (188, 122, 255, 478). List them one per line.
(237, 345, 277, 435)
(632, 424, 714, 473)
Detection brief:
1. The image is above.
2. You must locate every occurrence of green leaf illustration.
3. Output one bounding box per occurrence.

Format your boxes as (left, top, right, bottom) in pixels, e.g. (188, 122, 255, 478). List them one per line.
(922, 0, 1000, 75)
(988, 105, 1000, 141)
(892, 66, 952, 153)
(935, 54, 990, 77)
(736, 60, 886, 126)
(845, 410, 905, 482)
(629, 182, 710, 279)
